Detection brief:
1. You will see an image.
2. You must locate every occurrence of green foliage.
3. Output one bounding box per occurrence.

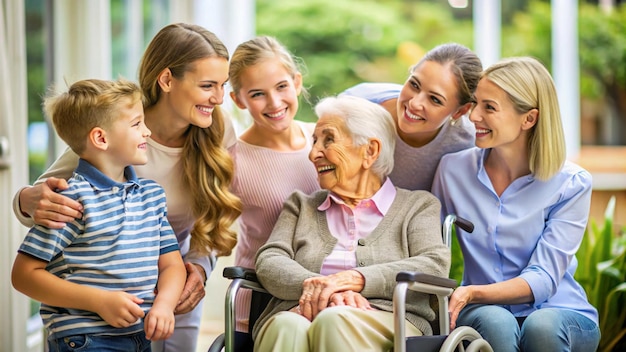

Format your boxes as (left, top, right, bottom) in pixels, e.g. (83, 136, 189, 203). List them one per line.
(579, 4, 626, 98)
(501, 1, 626, 143)
(398, 2, 475, 49)
(28, 151, 47, 185)
(25, 0, 46, 125)
(481, 0, 626, 101)
(256, 0, 475, 122)
(256, 0, 411, 121)
(502, 0, 552, 66)
(575, 196, 626, 352)
(449, 226, 464, 283)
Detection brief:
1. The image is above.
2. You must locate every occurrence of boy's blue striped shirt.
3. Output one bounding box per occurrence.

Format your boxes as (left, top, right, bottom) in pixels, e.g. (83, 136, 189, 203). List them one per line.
(18, 159, 180, 339)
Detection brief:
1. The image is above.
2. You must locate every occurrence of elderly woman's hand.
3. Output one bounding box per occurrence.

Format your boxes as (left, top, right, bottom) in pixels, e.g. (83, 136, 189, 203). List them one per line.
(328, 291, 373, 310)
(292, 290, 373, 321)
(298, 270, 365, 320)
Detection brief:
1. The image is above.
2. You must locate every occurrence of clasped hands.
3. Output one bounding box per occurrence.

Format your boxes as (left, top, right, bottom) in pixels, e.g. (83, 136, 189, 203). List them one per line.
(291, 270, 374, 321)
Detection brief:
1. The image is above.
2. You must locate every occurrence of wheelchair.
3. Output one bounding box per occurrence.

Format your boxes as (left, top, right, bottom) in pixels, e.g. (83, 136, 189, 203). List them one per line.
(208, 215, 493, 352)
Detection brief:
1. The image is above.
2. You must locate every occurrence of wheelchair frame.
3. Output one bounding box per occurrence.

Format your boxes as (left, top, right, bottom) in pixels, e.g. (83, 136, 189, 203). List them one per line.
(209, 215, 493, 352)
(393, 214, 493, 352)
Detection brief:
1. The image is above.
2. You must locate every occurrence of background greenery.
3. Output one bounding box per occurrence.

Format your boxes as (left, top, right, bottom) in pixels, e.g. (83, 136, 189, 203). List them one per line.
(255, 0, 626, 145)
(252, 2, 626, 350)
(575, 197, 626, 352)
(21, 1, 626, 350)
(24, 0, 626, 181)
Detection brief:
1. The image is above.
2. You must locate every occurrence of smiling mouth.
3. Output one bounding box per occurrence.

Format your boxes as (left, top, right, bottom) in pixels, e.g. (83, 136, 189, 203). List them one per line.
(404, 108, 425, 121)
(197, 105, 214, 115)
(316, 165, 336, 174)
(265, 109, 287, 119)
(475, 128, 491, 135)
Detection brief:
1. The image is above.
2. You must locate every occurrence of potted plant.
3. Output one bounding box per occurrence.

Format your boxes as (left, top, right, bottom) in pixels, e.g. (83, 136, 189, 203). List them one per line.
(575, 196, 626, 352)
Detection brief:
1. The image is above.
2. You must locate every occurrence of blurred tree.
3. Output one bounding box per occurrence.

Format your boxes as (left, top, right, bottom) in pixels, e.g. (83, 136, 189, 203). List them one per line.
(256, 0, 409, 120)
(396, 1, 474, 50)
(256, 0, 475, 121)
(258, 0, 626, 143)
(504, 0, 626, 145)
(502, 0, 552, 65)
(579, 3, 626, 145)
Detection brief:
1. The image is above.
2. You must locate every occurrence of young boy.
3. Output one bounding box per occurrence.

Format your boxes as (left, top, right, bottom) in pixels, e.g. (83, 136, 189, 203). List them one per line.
(11, 78, 186, 352)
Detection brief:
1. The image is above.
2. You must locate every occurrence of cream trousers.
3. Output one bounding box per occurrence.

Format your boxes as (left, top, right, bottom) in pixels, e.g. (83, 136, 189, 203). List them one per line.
(254, 306, 422, 352)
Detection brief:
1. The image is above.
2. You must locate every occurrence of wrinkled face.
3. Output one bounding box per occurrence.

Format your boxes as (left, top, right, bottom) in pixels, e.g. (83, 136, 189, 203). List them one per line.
(469, 78, 529, 149)
(396, 60, 462, 137)
(232, 58, 302, 134)
(107, 99, 151, 166)
(309, 114, 366, 193)
(168, 57, 229, 128)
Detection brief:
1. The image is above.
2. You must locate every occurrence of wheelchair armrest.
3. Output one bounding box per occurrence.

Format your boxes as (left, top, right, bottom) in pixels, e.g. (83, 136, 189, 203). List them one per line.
(223, 266, 259, 283)
(222, 266, 266, 352)
(396, 271, 457, 289)
(394, 272, 457, 349)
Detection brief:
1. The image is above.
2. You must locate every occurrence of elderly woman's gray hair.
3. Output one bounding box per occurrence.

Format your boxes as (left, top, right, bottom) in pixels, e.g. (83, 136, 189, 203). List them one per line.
(314, 95, 396, 179)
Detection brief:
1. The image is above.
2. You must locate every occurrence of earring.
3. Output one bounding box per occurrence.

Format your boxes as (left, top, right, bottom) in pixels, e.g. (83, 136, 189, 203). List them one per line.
(450, 118, 458, 126)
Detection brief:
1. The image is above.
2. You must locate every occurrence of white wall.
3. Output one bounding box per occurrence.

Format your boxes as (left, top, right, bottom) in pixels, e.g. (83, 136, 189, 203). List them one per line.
(1, 0, 35, 350)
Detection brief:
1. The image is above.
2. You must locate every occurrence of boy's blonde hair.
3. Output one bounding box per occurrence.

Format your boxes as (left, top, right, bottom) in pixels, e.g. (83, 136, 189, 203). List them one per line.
(44, 78, 143, 154)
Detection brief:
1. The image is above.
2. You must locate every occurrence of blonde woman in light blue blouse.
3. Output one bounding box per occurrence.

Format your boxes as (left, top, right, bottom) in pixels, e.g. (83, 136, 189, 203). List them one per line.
(432, 57, 600, 352)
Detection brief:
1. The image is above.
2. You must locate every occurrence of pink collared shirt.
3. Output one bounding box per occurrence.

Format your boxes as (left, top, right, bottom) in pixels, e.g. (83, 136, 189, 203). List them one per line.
(318, 177, 397, 275)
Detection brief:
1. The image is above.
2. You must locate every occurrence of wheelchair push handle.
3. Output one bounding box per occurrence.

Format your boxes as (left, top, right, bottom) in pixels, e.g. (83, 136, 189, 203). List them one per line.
(453, 215, 474, 233)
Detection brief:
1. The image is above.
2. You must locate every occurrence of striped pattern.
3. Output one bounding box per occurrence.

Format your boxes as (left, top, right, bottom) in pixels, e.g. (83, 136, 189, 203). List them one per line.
(18, 160, 179, 339)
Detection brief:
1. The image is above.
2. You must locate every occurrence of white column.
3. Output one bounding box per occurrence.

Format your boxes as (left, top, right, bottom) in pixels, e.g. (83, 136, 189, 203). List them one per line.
(166, 0, 255, 66)
(52, 0, 112, 157)
(0, 0, 36, 350)
(168, 0, 194, 23)
(195, 0, 256, 134)
(552, 0, 580, 159)
(473, 0, 501, 69)
(123, 0, 144, 81)
(52, 0, 112, 82)
(198, 0, 256, 56)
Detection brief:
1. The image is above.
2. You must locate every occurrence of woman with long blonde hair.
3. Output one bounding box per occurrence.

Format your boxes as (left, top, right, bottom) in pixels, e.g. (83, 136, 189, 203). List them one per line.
(12, 23, 241, 352)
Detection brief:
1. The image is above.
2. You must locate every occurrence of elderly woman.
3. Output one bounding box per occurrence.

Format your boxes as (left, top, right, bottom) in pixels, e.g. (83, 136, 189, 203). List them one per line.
(252, 95, 451, 352)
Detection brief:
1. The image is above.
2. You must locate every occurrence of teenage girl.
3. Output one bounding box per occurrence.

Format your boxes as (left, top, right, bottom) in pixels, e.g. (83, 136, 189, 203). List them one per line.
(227, 35, 320, 348)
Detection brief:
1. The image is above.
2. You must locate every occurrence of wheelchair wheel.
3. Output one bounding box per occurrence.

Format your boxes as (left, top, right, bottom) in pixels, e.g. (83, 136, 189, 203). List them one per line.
(439, 326, 494, 352)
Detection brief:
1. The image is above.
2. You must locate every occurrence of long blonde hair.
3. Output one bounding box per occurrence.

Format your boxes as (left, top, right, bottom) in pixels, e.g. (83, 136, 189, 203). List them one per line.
(139, 23, 241, 257)
(482, 57, 565, 180)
